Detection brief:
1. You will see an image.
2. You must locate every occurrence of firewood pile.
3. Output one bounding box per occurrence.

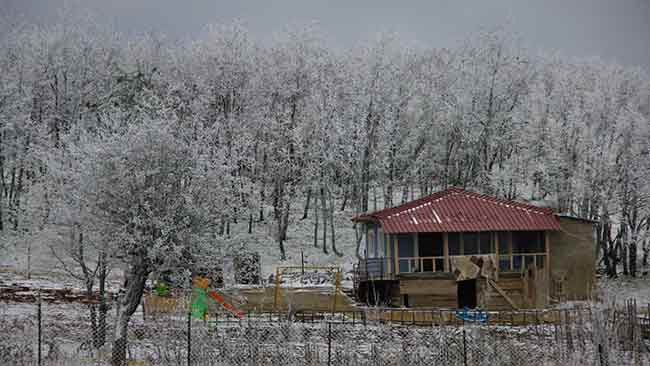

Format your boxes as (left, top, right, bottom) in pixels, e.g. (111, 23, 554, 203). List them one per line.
(0, 283, 113, 304)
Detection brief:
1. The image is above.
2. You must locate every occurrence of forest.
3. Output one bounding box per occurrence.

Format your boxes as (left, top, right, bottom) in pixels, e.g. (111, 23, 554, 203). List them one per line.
(0, 14, 649, 284)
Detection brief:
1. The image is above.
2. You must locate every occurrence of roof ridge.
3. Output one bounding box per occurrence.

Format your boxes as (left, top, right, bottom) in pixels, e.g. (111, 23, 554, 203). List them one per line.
(352, 187, 556, 224)
(353, 188, 457, 220)
(456, 190, 554, 215)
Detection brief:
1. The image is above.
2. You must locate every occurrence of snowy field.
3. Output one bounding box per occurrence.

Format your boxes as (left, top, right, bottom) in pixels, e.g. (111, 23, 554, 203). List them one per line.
(1, 299, 649, 366)
(0, 196, 360, 286)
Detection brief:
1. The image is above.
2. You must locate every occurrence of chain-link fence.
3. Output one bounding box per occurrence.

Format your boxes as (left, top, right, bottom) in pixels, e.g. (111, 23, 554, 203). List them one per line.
(2, 296, 650, 366)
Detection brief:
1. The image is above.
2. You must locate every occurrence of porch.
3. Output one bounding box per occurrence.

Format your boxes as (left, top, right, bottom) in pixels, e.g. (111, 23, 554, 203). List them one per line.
(355, 230, 550, 282)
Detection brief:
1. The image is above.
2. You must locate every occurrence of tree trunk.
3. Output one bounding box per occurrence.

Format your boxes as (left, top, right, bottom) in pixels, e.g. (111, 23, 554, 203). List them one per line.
(321, 186, 328, 254)
(96, 251, 108, 348)
(372, 186, 377, 212)
(384, 184, 393, 209)
(622, 228, 629, 276)
(629, 236, 637, 277)
(354, 223, 363, 261)
(281, 200, 290, 243)
(313, 193, 319, 248)
(301, 188, 311, 220)
(277, 217, 286, 260)
(340, 191, 348, 212)
(401, 185, 409, 204)
(272, 181, 287, 260)
(329, 188, 342, 256)
(111, 261, 149, 366)
(629, 243, 637, 277)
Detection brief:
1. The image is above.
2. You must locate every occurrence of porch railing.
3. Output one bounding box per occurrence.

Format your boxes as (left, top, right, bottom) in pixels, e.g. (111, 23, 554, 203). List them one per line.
(397, 256, 446, 273)
(498, 253, 547, 273)
(355, 253, 547, 280)
(353, 257, 394, 282)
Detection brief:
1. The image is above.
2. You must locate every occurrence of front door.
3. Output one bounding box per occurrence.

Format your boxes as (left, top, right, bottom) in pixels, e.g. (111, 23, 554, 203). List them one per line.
(457, 279, 477, 308)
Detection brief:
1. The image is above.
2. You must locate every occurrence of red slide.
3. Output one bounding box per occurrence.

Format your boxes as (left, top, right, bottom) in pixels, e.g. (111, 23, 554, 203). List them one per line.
(208, 290, 245, 319)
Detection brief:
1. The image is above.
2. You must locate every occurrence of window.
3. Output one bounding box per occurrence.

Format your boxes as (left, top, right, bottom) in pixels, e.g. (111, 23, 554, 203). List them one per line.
(418, 233, 444, 272)
(499, 258, 511, 272)
(480, 232, 492, 254)
(377, 227, 384, 257)
(398, 235, 415, 273)
(448, 233, 461, 255)
(366, 225, 376, 258)
(463, 232, 479, 254)
(512, 231, 544, 253)
(397, 235, 415, 257)
(498, 232, 510, 255)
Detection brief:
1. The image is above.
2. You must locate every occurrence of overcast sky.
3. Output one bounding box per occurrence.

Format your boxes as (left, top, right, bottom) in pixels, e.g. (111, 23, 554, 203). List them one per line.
(4, 0, 650, 71)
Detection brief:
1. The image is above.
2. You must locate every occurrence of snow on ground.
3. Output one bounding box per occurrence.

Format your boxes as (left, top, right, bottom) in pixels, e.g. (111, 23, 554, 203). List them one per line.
(598, 275, 650, 305)
(0, 198, 361, 287)
(236, 200, 359, 280)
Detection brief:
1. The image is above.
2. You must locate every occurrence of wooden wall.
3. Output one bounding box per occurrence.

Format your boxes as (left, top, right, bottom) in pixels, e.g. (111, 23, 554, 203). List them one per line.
(398, 274, 546, 310)
(548, 217, 596, 301)
(399, 279, 457, 308)
(478, 276, 524, 310)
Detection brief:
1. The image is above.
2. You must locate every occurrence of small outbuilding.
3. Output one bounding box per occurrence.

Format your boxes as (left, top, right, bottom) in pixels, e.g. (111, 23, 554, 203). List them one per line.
(352, 187, 596, 310)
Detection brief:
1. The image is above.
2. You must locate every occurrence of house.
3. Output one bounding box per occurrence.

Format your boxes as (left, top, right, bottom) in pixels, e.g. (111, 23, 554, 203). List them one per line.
(352, 187, 596, 310)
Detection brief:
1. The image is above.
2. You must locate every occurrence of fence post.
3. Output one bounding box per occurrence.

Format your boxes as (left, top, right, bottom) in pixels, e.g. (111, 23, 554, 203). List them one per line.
(37, 291, 42, 366)
(598, 343, 607, 366)
(462, 328, 467, 366)
(327, 322, 332, 366)
(187, 288, 192, 366)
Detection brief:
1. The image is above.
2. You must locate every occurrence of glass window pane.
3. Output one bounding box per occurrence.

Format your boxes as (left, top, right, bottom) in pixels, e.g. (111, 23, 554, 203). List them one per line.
(513, 255, 523, 271)
(448, 233, 461, 255)
(512, 231, 544, 253)
(480, 232, 492, 254)
(463, 232, 479, 255)
(366, 227, 376, 258)
(418, 233, 443, 257)
(399, 259, 410, 273)
(525, 255, 535, 269)
(499, 257, 511, 272)
(498, 232, 509, 254)
(398, 235, 414, 258)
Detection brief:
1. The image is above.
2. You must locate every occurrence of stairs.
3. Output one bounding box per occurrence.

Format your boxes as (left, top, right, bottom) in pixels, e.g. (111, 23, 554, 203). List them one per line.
(340, 287, 362, 306)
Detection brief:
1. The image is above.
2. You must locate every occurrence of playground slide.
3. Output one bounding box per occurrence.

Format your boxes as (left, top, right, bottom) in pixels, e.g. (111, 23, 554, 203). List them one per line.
(208, 290, 245, 319)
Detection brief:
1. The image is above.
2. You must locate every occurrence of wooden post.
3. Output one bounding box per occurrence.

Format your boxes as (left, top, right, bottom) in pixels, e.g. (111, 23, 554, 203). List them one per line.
(37, 291, 42, 366)
(332, 271, 341, 312)
(273, 268, 281, 311)
(413, 233, 419, 272)
(545, 231, 551, 278)
(187, 303, 192, 366)
(494, 232, 500, 281)
(443, 233, 449, 272)
(545, 231, 551, 306)
(385, 233, 391, 277)
(508, 231, 513, 271)
(394, 236, 399, 275)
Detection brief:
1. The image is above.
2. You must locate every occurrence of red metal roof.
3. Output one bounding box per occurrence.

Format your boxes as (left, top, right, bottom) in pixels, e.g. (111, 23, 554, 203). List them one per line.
(352, 187, 561, 233)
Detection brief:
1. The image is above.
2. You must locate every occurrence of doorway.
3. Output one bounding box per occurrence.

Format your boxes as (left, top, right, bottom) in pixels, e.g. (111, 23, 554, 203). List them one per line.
(457, 279, 477, 309)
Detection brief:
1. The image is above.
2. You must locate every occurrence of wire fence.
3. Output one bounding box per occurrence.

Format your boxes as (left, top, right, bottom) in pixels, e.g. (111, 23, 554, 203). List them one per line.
(1, 295, 650, 366)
